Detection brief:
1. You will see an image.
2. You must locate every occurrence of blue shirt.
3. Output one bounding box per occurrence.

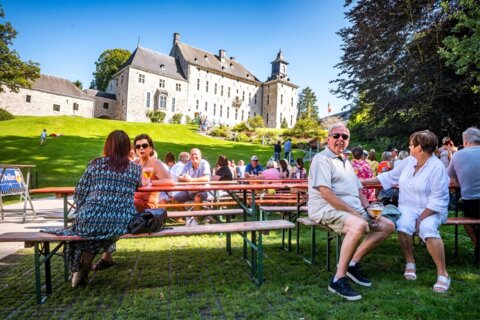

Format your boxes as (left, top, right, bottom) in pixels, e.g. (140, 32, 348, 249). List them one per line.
(284, 140, 292, 152)
(245, 163, 264, 175)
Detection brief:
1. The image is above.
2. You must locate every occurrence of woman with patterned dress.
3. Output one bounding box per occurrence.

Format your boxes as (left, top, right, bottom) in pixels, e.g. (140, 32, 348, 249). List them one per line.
(351, 147, 375, 201)
(68, 130, 142, 288)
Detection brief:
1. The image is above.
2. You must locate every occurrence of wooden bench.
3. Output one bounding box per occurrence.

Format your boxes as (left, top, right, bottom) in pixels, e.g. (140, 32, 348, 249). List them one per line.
(444, 217, 480, 261)
(296, 217, 341, 271)
(0, 219, 295, 304)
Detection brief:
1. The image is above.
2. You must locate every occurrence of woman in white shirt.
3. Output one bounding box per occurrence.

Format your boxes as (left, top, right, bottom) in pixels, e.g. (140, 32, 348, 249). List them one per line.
(363, 130, 450, 293)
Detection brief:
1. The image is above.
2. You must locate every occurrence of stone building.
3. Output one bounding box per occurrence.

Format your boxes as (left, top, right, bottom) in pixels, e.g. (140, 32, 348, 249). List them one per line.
(0, 74, 94, 118)
(108, 33, 298, 128)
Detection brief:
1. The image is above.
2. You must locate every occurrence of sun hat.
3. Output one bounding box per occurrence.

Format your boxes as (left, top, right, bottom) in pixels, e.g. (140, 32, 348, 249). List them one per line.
(250, 155, 259, 161)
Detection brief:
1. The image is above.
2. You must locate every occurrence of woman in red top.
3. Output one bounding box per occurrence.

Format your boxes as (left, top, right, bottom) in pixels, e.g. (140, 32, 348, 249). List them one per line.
(351, 147, 375, 201)
(377, 151, 393, 173)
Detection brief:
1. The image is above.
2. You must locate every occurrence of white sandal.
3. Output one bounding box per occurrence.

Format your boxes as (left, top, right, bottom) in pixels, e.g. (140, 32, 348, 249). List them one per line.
(433, 275, 451, 293)
(404, 262, 417, 281)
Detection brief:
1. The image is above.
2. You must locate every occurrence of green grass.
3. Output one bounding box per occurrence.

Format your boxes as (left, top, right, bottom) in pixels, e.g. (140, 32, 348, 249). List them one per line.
(0, 116, 303, 187)
(0, 223, 479, 319)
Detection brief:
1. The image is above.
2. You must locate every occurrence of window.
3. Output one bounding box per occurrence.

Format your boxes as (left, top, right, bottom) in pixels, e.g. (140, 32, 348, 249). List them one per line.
(146, 92, 151, 108)
(266, 113, 269, 124)
(267, 95, 270, 105)
(73, 103, 79, 111)
(221, 85, 224, 96)
(196, 100, 199, 110)
(235, 109, 238, 120)
(254, 112, 257, 117)
(254, 94, 257, 104)
(291, 97, 293, 107)
(242, 91, 245, 101)
(26, 95, 31, 103)
(214, 83, 217, 95)
(103, 102, 109, 109)
(176, 83, 181, 92)
(228, 87, 230, 98)
(220, 105, 223, 117)
(281, 94, 283, 104)
(138, 74, 145, 83)
(213, 103, 216, 116)
(227, 107, 230, 118)
(205, 102, 208, 112)
(280, 113, 282, 123)
(159, 96, 167, 109)
(241, 110, 244, 121)
(53, 104, 60, 112)
(249, 92, 251, 102)
(171, 97, 176, 112)
(206, 81, 209, 92)
(159, 79, 165, 88)
(290, 115, 293, 126)
(197, 79, 200, 90)
(121, 75, 124, 84)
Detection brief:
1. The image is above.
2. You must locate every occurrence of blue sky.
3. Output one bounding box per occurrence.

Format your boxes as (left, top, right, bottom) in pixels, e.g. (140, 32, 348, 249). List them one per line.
(3, 0, 351, 117)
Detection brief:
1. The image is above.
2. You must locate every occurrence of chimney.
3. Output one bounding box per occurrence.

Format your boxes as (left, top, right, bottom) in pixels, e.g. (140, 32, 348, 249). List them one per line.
(173, 32, 180, 45)
(219, 49, 226, 62)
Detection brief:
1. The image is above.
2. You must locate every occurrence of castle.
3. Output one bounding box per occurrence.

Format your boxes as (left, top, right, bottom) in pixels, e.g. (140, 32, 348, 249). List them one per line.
(0, 33, 298, 128)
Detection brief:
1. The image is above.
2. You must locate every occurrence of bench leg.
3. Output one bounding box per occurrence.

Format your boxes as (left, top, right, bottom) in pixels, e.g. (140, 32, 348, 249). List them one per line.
(257, 231, 263, 286)
(310, 226, 317, 265)
(226, 215, 232, 255)
(296, 219, 301, 254)
(44, 242, 52, 295)
(34, 243, 42, 304)
(454, 225, 458, 257)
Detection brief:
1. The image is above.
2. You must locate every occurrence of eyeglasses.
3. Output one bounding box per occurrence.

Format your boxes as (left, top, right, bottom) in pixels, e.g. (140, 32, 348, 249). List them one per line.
(135, 143, 150, 149)
(330, 133, 349, 140)
(253, 159, 259, 162)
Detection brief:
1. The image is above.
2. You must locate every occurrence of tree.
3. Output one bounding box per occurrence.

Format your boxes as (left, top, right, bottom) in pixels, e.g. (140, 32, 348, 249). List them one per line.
(439, 0, 480, 93)
(296, 87, 318, 120)
(332, 0, 480, 143)
(247, 115, 265, 129)
(280, 117, 288, 129)
(72, 80, 83, 90)
(91, 48, 130, 91)
(0, 5, 40, 93)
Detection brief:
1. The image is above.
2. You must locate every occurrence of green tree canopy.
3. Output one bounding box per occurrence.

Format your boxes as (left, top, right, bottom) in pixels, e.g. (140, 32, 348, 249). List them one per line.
(91, 48, 130, 91)
(296, 87, 318, 120)
(333, 0, 480, 142)
(72, 80, 83, 90)
(247, 115, 265, 129)
(0, 5, 40, 93)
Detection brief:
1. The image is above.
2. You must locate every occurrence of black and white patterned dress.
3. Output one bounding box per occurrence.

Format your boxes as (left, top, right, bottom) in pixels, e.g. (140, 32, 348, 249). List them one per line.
(67, 157, 141, 272)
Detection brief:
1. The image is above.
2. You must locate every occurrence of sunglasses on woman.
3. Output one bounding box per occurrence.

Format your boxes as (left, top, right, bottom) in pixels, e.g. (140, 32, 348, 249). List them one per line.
(330, 133, 350, 140)
(135, 143, 150, 149)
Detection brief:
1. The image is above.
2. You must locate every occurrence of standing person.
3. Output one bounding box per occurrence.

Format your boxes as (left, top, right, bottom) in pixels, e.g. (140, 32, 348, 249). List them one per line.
(437, 136, 457, 168)
(236, 160, 246, 179)
(447, 127, 480, 254)
(308, 123, 394, 301)
(244, 156, 264, 178)
(273, 140, 282, 161)
(133, 134, 174, 212)
(40, 129, 47, 146)
(284, 138, 292, 163)
(66, 130, 142, 287)
(364, 130, 451, 293)
(351, 147, 375, 201)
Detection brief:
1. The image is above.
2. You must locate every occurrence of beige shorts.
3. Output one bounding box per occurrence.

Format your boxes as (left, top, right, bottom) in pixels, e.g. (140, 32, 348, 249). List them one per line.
(311, 209, 372, 235)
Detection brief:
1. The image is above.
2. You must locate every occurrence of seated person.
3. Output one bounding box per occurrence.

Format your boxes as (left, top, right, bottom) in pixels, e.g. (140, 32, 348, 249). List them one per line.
(261, 161, 281, 179)
(244, 155, 264, 178)
(212, 155, 233, 181)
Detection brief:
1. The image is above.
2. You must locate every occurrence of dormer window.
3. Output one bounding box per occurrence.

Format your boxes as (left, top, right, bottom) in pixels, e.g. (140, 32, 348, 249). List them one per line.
(222, 66, 225, 70)
(230, 63, 233, 67)
(159, 64, 165, 69)
(194, 57, 198, 62)
(204, 54, 208, 58)
(246, 74, 250, 78)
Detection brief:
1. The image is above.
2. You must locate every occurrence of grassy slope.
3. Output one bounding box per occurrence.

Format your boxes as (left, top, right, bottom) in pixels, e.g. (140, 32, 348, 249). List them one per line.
(0, 116, 274, 187)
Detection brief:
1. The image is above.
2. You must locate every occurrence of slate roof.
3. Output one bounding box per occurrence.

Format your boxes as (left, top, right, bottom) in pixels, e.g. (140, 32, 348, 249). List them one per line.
(117, 46, 187, 81)
(175, 42, 261, 83)
(31, 75, 92, 100)
(83, 89, 116, 100)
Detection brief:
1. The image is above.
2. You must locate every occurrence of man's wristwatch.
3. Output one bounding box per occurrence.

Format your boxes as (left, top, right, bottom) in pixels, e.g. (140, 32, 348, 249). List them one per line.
(365, 205, 371, 210)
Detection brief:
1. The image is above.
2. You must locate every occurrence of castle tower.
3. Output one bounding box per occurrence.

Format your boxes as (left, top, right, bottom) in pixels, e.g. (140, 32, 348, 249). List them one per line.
(268, 49, 289, 81)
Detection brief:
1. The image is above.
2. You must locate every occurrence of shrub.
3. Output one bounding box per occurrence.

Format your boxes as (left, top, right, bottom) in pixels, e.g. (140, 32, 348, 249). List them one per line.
(0, 108, 14, 121)
(232, 121, 250, 132)
(185, 115, 192, 124)
(247, 115, 265, 129)
(235, 132, 250, 142)
(210, 124, 231, 138)
(146, 110, 166, 123)
(171, 113, 183, 124)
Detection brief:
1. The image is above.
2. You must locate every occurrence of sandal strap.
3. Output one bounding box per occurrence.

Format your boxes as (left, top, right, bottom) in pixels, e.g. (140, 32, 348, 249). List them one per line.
(437, 275, 450, 284)
(405, 262, 416, 270)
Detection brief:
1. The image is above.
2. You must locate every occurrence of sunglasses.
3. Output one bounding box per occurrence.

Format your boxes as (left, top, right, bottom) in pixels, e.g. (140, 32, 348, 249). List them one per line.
(135, 143, 150, 149)
(330, 133, 350, 140)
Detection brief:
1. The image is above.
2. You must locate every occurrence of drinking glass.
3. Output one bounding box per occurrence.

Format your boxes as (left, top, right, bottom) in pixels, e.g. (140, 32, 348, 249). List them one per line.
(142, 167, 154, 187)
(370, 201, 384, 225)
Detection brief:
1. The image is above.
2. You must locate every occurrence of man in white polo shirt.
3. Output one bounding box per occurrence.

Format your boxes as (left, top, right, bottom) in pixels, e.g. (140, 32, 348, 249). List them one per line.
(308, 123, 394, 301)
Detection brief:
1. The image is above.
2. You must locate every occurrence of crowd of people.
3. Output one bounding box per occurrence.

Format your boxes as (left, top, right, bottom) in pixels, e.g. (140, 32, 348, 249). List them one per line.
(62, 124, 479, 300)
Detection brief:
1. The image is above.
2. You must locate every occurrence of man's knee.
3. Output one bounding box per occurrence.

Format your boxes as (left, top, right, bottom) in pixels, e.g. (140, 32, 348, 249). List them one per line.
(344, 216, 368, 235)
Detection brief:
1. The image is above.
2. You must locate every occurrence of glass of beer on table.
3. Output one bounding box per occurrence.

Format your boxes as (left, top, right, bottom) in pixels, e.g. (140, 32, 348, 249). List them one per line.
(142, 167, 154, 187)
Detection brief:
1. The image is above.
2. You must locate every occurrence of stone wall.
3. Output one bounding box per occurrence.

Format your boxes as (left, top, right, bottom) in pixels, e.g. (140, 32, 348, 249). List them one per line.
(0, 87, 94, 118)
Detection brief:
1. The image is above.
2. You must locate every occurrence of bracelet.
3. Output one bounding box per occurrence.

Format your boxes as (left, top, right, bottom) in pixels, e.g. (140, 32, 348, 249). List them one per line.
(365, 205, 371, 210)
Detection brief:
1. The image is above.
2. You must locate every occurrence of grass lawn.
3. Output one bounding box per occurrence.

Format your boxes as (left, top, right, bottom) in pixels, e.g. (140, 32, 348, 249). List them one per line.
(0, 116, 300, 187)
(0, 222, 479, 319)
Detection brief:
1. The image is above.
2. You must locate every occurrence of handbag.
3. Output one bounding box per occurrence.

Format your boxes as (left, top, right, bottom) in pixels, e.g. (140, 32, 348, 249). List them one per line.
(127, 208, 167, 234)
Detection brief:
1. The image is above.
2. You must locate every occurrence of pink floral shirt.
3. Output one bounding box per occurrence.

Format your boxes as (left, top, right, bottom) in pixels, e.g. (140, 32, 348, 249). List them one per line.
(351, 159, 375, 201)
